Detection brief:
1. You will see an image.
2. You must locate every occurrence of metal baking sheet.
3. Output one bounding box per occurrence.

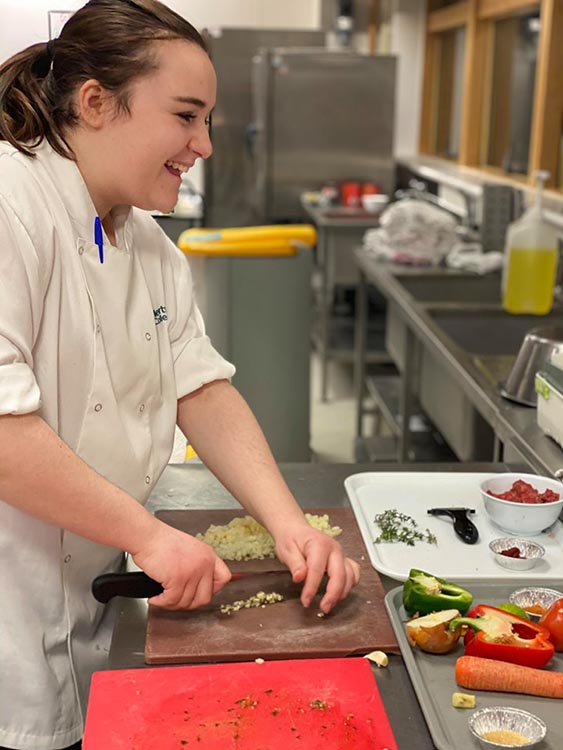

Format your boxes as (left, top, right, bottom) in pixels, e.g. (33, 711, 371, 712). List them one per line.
(385, 582, 563, 750)
(345, 472, 563, 582)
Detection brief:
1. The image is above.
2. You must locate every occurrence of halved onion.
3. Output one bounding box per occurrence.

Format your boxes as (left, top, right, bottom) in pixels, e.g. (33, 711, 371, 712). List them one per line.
(405, 609, 463, 654)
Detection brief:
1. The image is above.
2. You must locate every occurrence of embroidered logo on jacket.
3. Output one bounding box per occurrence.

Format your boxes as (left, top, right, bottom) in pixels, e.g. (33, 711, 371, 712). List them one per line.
(153, 305, 168, 325)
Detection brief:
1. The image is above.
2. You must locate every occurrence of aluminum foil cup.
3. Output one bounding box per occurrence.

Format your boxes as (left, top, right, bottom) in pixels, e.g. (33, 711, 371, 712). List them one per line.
(509, 586, 563, 621)
(488, 537, 545, 571)
(469, 706, 546, 749)
(502, 325, 563, 407)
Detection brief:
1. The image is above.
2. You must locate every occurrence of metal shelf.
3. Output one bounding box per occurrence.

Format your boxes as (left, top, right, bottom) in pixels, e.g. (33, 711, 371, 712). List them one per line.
(355, 433, 458, 464)
(359, 375, 458, 463)
(312, 314, 393, 364)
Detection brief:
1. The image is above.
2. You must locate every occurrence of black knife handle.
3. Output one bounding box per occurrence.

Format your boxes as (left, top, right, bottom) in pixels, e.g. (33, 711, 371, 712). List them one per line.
(92, 572, 164, 603)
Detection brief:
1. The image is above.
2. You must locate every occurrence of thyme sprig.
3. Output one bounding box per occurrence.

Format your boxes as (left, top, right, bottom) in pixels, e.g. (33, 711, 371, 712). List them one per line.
(374, 509, 437, 547)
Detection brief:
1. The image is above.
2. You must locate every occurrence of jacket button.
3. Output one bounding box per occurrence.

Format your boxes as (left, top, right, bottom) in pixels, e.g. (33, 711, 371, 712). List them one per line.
(145, 475, 151, 484)
(64, 554, 72, 563)
(95, 323, 101, 334)
(145, 332, 152, 341)
(94, 403, 103, 412)
(78, 246, 84, 255)
(139, 404, 145, 413)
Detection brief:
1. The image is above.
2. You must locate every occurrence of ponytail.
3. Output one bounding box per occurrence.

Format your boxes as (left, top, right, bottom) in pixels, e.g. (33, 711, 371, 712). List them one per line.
(0, 42, 66, 157)
(0, 0, 208, 159)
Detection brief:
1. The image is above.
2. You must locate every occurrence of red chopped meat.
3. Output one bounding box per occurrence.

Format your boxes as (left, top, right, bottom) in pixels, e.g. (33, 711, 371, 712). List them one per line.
(489, 479, 560, 505)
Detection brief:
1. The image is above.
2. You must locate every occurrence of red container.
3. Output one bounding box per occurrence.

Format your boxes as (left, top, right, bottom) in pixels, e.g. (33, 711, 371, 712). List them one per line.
(361, 182, 381, 196)
(341, 181, 361, 207)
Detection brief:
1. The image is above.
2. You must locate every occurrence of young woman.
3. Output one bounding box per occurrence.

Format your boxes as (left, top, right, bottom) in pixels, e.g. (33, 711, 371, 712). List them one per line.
(0, 1, 359, 748)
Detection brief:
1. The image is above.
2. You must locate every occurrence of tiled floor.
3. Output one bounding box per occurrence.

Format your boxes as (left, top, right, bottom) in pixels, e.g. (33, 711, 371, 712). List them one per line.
(309, 353, 357, 463)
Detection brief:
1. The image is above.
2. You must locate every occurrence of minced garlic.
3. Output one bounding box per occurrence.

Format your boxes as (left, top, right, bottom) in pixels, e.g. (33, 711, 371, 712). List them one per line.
(197, 514, 342, 561)
(220, 591, 284, 615)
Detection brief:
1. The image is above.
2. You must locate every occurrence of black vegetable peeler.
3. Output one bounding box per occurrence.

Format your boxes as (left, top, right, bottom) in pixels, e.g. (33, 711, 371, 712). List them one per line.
(427, 507, 479, 545)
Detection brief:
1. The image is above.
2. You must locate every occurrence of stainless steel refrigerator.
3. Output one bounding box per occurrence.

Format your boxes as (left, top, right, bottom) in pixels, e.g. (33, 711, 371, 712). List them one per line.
(205, 29, 325, 228)
(251, 48, 396, 223)
(204, 30, 396, 226)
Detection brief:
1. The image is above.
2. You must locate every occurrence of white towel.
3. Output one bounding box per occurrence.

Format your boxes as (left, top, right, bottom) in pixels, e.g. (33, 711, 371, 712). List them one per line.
(446, 243, 503, 275)
(363, 199, 458, 265)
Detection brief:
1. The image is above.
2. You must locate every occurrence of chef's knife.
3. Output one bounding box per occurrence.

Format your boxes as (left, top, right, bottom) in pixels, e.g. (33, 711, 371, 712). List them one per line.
(91, 570, 292, 603)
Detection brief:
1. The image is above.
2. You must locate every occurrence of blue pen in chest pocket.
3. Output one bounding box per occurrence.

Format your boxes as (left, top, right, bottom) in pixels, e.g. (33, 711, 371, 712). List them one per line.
(94, 216, 104, 264)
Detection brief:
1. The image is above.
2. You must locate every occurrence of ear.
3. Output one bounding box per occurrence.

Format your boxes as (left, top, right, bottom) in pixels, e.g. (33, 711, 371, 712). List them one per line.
(75, 79, 114, 129)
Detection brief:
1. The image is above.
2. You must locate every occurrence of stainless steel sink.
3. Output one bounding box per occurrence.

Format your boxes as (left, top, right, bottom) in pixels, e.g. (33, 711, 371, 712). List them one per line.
(428, 308, 563, 356)
(398, 273, 502, 304)
(364, 258, 563, 467)
(413, 307, 563, 460)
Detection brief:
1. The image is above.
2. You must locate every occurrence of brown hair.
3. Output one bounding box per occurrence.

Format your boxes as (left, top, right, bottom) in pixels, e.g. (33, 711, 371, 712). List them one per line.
(0, 0, 208, 158)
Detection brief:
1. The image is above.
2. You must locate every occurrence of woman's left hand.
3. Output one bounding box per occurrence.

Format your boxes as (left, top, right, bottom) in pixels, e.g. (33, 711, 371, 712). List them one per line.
(274, 525, 360, 614)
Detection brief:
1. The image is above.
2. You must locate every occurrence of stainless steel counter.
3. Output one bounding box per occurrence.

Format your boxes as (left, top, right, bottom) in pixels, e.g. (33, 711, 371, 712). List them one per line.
(107, 461, 508, 750)
(354, 248, 563, 477)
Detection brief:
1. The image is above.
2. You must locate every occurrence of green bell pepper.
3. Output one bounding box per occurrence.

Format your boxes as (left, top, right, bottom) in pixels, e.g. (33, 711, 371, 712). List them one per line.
(402, 568, 473, 616)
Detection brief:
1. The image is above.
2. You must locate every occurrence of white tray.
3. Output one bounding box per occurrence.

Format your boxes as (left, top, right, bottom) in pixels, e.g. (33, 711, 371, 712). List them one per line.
(345, 471, 563, 582)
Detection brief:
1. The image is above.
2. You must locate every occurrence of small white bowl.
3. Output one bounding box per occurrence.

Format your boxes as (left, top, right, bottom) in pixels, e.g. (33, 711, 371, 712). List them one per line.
(509, 586, 563, 621)
(468, 706, 546, 749)
(480, 472, 563, 535)
(361, 194, 389, 212)
(489, 537, 545, 571)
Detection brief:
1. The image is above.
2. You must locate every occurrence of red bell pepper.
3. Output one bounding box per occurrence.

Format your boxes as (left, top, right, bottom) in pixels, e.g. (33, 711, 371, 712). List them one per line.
(451, 604, 554, 668)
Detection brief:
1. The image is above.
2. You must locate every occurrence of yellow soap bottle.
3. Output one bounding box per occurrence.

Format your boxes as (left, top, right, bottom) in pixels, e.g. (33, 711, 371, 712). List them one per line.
(502, 171, 560, 315)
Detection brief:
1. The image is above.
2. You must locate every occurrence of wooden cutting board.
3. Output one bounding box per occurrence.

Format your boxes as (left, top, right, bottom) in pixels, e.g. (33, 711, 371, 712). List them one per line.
(145, 507, 399, 664)
(83, 657, 398, 750)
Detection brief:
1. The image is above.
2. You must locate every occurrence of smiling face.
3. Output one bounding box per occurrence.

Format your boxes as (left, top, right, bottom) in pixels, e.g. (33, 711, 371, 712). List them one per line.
(72, 39, 215, 217)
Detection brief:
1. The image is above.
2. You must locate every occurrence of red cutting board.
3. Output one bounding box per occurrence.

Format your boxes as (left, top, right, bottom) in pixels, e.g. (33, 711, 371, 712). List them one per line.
(83, 657, 397, 750)
(145, 508, 399, 664)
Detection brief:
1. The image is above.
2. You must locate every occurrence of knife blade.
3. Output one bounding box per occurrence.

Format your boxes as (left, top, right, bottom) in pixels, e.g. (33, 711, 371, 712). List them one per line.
(91, 570, 292, 603)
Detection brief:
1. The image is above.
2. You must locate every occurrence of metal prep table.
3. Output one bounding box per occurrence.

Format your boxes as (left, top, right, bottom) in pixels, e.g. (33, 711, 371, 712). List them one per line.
(302, 200, 392, 402)
(106, 461, 511, 749)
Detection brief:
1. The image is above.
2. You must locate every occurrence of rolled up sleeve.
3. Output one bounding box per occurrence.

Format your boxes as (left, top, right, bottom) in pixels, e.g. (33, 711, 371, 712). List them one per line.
(166, 243, 235, 399)
(0, 195, 43, 415)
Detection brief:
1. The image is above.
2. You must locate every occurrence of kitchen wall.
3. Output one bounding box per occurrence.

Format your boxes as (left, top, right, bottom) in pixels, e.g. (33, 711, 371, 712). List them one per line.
(0, 0, 425, 182)
(0, 0, 321, 61)
(0, 0, 322, 194)
(389, 0, 426, 159)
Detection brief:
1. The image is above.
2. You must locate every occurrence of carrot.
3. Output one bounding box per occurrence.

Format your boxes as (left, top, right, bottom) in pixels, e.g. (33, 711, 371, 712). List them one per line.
(456, 655, 563, 699)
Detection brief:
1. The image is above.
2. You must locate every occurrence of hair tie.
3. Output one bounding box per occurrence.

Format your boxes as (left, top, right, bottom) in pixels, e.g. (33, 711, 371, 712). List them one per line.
(45, 39, 56, 61)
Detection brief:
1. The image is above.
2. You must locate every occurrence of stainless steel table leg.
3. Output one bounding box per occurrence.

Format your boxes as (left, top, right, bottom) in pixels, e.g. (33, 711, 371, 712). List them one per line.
(354, 270, 368, 439)
(398, 327, 416, 462)
(318, 226, 330, 403)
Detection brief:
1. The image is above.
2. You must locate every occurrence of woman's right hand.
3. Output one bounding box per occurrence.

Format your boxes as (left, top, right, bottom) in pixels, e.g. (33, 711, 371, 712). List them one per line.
(130, 520, 232, 610)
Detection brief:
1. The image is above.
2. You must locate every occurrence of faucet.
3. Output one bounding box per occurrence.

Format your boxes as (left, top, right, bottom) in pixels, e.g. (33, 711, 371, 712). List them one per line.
(397, 178, 479, 240)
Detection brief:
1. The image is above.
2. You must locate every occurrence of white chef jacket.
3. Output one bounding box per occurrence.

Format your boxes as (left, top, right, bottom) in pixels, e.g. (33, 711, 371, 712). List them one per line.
(0, 139, 235, 750)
